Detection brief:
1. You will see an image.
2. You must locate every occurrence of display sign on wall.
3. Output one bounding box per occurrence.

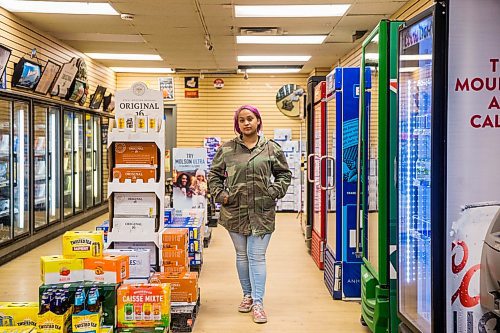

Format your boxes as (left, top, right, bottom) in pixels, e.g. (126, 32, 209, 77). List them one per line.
(159, 77, 175, 100)
(115, 81, 163, 118)
(34, 60, 61, 95)
(172, 148, 207, 210)
(446, 0, 500, 331)
(0, 45, 11, 82)
(213, 78, 224, 89)
(50, 57, 78, 98)
(184, 77, 199, 98)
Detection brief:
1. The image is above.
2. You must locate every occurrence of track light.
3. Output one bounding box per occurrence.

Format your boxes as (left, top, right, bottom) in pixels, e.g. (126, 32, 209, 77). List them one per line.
(204, 35, 214, 51)
(243, 71, 249, 80)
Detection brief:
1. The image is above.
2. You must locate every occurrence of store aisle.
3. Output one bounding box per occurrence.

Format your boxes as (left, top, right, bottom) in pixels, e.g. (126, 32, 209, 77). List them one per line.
(0, 213, 368, 333)
(195, 213, 368, 333)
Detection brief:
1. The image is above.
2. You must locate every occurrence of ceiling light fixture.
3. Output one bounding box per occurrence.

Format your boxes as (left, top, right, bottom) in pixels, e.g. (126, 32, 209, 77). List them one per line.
(236, 35, 326, 44)
(239, 65, 302, 74)
(0, 0, 119, 15)
(235, 4, 350, 17)
(86, 53, 163, 61)
(237, 55, 311, 62)
(110, 67, 175, 73)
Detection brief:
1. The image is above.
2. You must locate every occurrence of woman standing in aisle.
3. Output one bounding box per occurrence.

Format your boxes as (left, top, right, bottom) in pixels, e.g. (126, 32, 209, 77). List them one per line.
(208, 105, 291, 324)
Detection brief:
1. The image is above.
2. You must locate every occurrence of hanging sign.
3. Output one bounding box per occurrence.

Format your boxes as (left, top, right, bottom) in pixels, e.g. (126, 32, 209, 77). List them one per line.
(184, 77, 199, 98)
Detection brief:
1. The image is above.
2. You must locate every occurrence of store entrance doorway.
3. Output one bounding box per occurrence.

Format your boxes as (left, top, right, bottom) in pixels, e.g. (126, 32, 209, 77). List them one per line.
(164, 105, 177, 179)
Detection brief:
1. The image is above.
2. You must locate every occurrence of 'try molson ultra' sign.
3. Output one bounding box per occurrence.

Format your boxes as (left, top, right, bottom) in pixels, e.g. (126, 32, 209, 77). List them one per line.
(115, 82, 163, 118)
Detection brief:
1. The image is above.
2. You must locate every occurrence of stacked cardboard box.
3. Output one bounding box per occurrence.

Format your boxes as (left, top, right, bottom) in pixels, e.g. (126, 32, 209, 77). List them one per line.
(165, 210, 204, 268)
(160, 228, 189, 275)
(273, 129, 303, 212)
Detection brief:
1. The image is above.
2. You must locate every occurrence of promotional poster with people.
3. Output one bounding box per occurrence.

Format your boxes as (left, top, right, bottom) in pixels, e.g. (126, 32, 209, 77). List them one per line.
(172, 148, 208, 210)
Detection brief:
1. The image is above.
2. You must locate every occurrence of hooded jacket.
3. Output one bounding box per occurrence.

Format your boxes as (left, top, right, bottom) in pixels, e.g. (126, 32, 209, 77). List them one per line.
(208, 135, 292, 236)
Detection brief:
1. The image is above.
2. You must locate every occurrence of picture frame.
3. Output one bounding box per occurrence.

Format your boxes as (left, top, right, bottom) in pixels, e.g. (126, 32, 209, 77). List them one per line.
(66, 78, 86, 102)
(89, 85, 107, 109)
(50, 57, 78, 98)
(0, 45, 11, 82)
(11, 58, 42, 90)
(103, 93, 115, 112)
(159, 76, 175, 100)
(34, 60, 61, 95)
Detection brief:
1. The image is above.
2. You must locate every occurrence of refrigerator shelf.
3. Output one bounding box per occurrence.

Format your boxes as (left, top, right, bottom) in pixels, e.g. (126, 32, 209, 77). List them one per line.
(35, 175, 45, 181)
(34, 198, 45, 205)
(0, 181, 8, 188)
(0, 211, 9, 218)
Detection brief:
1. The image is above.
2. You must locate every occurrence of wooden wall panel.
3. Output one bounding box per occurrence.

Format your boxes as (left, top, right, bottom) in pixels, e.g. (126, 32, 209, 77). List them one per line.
(116, 73, 308, 147)
(0, 8, 116, 105)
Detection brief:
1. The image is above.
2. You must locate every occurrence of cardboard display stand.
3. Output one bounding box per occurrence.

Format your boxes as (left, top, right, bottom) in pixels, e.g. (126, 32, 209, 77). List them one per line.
(106, 82, 165, 268)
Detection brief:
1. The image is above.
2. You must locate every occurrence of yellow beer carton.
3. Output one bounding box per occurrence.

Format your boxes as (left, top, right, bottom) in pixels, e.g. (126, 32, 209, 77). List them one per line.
(72, 313, 100, 333)
(40, 256, 84, 284)
(62, 231, 104, 259)
(0, 302, 38, 326)
(37, 307, 71, 333)
(0, 326, 36, 333)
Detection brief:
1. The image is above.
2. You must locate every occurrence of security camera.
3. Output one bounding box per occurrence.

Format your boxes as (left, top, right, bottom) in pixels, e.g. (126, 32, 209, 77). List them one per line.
(243, 71, 249, 80)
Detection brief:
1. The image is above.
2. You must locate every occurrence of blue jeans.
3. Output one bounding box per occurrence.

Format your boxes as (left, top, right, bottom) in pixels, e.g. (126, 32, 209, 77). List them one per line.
(228, 232, 272, 305)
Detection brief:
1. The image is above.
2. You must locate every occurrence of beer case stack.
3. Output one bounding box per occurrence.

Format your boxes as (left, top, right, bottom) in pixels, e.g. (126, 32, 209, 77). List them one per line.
(166, 210, 204, 270)
(155, 227, 200, 333)
(273, 129, 303, 212)
(106, 115, 167, 274)
(37, 230, 125, 333)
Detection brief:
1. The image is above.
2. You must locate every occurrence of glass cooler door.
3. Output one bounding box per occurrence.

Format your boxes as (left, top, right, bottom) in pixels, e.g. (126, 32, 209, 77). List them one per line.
(0, 99, 11, 244)
(93, 115, 102, 206)
(398, 14, 434, 333)
(364, 34, 380, 276)
(48, 107, 60, 223)
(13, 101, 29, 238)
(74, 111, 84, 214)
(85, 114, 93, 208)
(63, 111, 74, 217)
(34, 105, 48, 228)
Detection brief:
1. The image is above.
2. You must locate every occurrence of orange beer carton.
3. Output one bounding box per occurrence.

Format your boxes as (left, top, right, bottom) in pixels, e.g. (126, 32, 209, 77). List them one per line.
(160, 228, 188, 250)
(117, 283, 171, 328)
(161, 262, 187, 276)
(84, 255, 130, 283)
(0, 302, 38, 326)
(114, 143, 158, 167)
(40, 256, 84, 284)
(112, 168, 157, 183)
(62, 231, 104, 259)
(161, 248, 189, 268)
(150, 272, 199, 303)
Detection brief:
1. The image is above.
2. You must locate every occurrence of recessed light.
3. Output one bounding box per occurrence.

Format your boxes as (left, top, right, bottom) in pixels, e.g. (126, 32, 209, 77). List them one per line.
(246, 68, 302, 74)
(236, 35, 326, 44)
(237, 55, 311, 62)
(110, 67, 175, 73)
(86, 53, 163, 61)
(0, 0, 119, 15)
(235, 4, 350, 17)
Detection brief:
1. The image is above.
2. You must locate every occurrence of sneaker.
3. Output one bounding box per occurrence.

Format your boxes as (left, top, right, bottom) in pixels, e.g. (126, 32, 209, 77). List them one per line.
(252, 303, 267, 324)
(238, 295, 253, 313)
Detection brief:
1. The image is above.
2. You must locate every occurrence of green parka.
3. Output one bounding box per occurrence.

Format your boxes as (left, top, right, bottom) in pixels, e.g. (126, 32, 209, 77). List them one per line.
(208, 135, 292, 236)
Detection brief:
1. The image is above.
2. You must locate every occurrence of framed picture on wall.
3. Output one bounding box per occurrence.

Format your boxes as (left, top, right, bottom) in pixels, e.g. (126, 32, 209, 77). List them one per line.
(89, 85, 107, 109)
(66, 78, 86, 102)
(11, 58, 42, 90)
(34, 60, 61, 95)
(159, 76, 175, 100)
(0, 45, 11, 81)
